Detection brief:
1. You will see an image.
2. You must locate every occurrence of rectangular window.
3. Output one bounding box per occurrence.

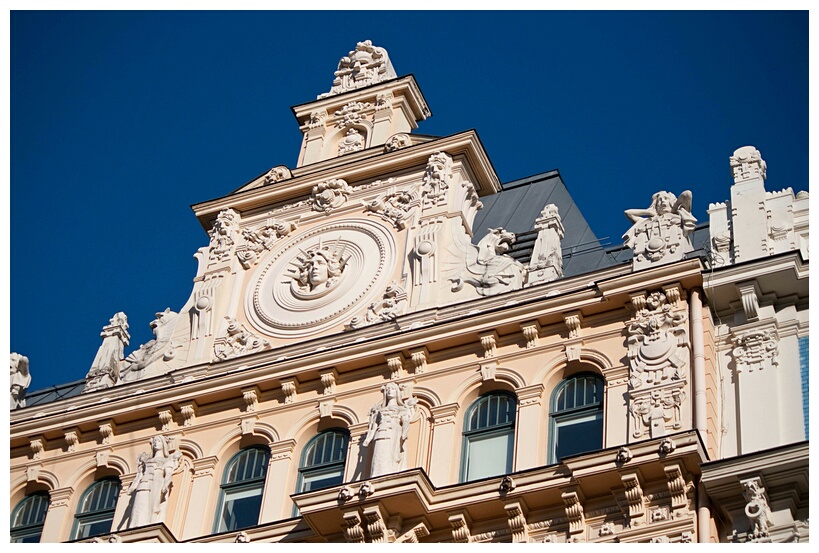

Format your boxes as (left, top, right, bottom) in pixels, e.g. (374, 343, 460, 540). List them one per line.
(463, 429, 514, 481)
(554, 411, 603, 461)
(215, 485, 264, 533)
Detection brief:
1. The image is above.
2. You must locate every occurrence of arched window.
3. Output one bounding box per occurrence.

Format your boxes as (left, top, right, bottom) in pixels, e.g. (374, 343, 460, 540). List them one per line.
(297, 429, 349, 494)
(214, 446, 270, 534)
(11, 492, 50, 543)
(549, 373, 604, 463)
(461, 392, 517, 482)
(71, 478, 121, 540)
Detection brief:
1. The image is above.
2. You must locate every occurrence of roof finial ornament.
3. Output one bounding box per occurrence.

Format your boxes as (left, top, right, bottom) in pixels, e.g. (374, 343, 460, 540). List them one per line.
(318, 40, 397, 99)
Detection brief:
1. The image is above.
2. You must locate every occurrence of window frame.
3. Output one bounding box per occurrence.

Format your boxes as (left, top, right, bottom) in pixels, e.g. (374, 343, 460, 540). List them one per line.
(296, 429, 349, 494)
(10, 492, 51, 543)
(70, 478, 121, 541)
(548, 372, 605, 464)
(212, 446, 271, 535)
(460, 391, 518, 483)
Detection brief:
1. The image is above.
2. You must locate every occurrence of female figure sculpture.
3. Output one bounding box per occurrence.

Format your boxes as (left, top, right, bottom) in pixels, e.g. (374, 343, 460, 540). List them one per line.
(362, 383, 416, 477)
(125, 435, 181, 528)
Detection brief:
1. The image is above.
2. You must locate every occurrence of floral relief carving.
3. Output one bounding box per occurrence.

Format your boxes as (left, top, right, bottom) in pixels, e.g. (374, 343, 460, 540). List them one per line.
(312, 178, 352, 213)
(334, 101, 372, 128)
(213, 317, 271, 361)
(627, 291, 688, 389)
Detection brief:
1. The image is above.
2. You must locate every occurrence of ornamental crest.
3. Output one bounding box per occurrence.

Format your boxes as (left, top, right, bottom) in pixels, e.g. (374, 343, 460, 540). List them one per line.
(623, 190, 697, 270)
(236, 218, 297, 269)
(363, 187, 420, 229)
(319, 40, 397, 99)
(732, 328, 779, 373)
(312, 179, 352, 213)
(627, 291, 688, 389)
(628, 385, 685, 439)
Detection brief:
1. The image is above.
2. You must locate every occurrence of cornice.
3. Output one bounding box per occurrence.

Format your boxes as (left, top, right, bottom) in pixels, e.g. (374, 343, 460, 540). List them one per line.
(191, 129, 500, 229)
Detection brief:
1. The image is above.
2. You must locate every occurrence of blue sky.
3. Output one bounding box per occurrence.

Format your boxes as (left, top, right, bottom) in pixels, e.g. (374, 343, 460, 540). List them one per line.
(9, 11, 809, 393)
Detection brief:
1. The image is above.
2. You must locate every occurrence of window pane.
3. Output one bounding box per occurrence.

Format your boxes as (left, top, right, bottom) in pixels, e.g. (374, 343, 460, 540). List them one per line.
(465, 430, 514, 481)
(217, 486, 263, 533)
(12, 494, 49, 528)
(76, 515, 115, 539)
(554, 412, 603, 461)
(300, 466, 344, 492)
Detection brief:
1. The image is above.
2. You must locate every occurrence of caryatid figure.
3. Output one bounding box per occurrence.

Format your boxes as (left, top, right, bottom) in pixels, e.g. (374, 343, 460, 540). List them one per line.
(124, 435, 181, 529)
(362, 383, 417, 477)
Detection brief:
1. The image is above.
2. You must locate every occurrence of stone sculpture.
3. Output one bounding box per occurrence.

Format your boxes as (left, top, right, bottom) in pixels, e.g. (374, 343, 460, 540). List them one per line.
(208, 208, 240, 262)
(119, 308, 179, 383)
(623, 190, 697, 270)
(451, 228, 526, 297)
(626, 291, 688, 389)
(84, 312, 130, 393)
(527, 203, 564, 285)
(312, 179, 352, 214)
(213, 317, 271, 361)
(421, 151, 452, 208)
(124, 435, 182, 529)
(10, 352, 31, 409)
(285, 239, 349, 293)
(319, 40, 397, 99)
(348, 282, 408, 329)
(742, 477, 773, 540)
(363, 382, 417, 477)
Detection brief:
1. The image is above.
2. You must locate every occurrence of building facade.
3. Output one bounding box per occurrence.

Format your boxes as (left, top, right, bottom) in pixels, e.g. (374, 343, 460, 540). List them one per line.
(10, 41, 809, 544)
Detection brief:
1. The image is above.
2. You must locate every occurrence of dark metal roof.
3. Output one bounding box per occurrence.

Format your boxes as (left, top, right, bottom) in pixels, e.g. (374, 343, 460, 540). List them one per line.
(474, 170, 626, 277)
(20, 379, 86, 408)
